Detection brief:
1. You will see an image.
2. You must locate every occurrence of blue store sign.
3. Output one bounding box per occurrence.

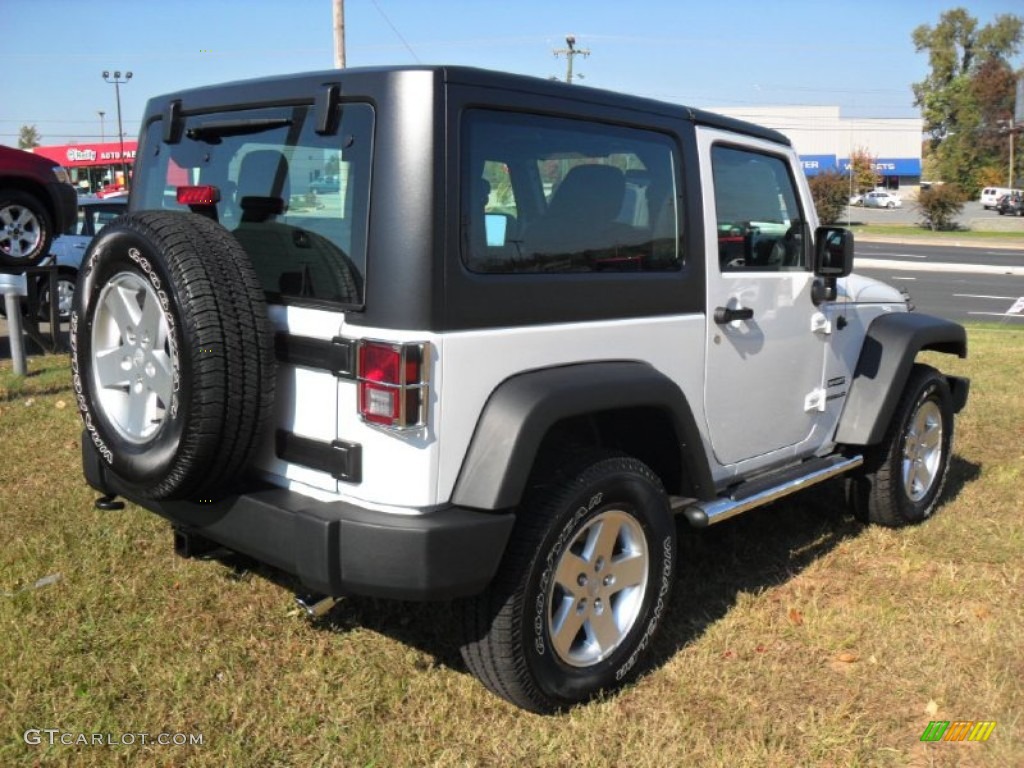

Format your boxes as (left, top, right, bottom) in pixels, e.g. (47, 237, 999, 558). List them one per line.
(799, 155, 837, 176)
(838, 157, 921, 175)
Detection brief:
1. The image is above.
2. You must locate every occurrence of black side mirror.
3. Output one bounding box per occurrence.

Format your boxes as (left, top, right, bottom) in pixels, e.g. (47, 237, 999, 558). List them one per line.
(812, 226, 853, 305)
(814, 226, 853, 277)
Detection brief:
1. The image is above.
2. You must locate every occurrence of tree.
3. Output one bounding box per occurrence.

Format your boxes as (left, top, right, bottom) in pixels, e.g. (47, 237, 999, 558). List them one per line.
(808, 170, 850, 224)
(916, 184, 965, 231)
(18, 124, 41, 149)
(848, 146, 877, 193)
(912, 8, 1023, 195)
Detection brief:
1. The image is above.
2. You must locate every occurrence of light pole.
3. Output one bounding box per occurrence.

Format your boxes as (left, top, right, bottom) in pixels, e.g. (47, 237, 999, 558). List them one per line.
(102, 70, 132, 186)
(98, 110, 105, 143)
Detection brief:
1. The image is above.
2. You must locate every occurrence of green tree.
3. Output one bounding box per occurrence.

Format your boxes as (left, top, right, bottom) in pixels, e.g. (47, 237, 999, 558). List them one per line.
(808, 170, 850, 224)
(18, 124, 41, 149)
(912, 8, 1023, 195)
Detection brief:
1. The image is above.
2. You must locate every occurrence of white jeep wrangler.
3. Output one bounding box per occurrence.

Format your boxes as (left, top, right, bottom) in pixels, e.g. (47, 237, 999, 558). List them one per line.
(72, 66, 969, 713)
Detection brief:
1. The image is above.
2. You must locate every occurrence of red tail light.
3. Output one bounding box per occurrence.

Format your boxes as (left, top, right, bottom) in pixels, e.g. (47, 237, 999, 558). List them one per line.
(176, 185, 220, 206)
(357, 340, 429, 429)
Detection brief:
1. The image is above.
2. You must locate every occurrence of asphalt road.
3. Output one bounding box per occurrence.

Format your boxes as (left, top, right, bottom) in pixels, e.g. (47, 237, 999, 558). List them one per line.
(853, 240, 1024, 324)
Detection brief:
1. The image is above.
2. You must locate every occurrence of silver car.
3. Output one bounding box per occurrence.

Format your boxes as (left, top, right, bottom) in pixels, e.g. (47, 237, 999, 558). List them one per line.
(862, 190, 903, 209)
(41, 196, 126, 318)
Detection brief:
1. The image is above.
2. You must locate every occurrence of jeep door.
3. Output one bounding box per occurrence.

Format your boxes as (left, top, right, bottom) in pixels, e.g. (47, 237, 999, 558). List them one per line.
(696, 128, 830, 470)
(130, 103, 374, 494)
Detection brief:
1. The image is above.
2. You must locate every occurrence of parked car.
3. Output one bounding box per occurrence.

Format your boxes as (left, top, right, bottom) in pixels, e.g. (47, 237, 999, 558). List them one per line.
(979, 186, 1022, 210)
(848, 193, 863, 206)
(0, 145, 78, 269)
(40, 196, 127, 318)
(309, 175, 339, 193)
(862, 190, 903, 209)
(996, 193, 1024, 217)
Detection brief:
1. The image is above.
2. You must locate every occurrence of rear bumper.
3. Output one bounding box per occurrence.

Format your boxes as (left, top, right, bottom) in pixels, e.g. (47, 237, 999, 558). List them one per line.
(83, 435, 515, 601)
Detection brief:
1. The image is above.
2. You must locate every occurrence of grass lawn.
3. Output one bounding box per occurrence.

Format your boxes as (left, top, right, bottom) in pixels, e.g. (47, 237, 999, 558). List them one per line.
(849, 223, 1024, 245)
(1, 327, 1022, 767)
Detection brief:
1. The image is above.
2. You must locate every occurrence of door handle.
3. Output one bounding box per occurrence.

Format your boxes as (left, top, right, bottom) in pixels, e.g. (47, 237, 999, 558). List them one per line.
(714, 306, 754, 324)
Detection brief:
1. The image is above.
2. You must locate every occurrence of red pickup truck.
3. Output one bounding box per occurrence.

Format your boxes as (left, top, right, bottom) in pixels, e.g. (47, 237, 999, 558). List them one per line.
(0, 145, 78, 270)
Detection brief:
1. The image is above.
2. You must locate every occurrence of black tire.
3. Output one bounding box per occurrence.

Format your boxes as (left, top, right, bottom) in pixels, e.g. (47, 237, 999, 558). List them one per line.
(846, 364, 954, 527)
(458, 451, 676, 713)
(37, 268, 77, 321)
(71, 211, 275, 500)
(0, 189, 53, 268)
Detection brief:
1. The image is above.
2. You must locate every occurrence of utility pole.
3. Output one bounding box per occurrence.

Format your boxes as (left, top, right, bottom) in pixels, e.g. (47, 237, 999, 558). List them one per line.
(333, 0, 346, 68)
(553, 34, 589, 84)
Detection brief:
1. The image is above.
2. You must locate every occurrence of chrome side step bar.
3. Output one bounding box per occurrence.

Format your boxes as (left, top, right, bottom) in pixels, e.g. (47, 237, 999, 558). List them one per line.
(676, 455, 864, 528)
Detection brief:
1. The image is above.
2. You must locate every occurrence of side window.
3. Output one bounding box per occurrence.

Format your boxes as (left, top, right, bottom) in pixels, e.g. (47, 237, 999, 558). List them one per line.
(711, 145, 807, 272)
(462, 110, 682, 274)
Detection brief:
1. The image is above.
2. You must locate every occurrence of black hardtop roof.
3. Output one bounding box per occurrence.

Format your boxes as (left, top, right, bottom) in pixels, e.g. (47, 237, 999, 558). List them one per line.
(143, 65, 790, 147)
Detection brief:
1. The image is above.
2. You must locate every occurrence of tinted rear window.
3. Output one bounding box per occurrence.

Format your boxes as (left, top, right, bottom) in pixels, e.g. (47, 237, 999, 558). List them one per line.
(133, 103, 373, 308)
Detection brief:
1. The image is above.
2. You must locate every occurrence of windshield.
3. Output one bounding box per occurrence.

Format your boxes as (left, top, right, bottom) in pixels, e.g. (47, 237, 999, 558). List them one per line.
(133, 103, 373, 308)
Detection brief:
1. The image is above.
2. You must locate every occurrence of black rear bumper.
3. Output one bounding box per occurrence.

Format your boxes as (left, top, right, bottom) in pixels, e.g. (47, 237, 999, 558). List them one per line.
(83, 434, 514, 601)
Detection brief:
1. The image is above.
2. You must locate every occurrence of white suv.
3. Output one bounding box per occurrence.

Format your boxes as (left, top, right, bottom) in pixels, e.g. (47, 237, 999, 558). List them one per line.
(72, 66, 969, 713)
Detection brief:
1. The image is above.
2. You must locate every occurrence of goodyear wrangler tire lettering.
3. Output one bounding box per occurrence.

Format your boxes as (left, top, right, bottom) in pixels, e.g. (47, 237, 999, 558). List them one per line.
(846, 364, 954, 527)
(457, 451, 676, 713)
(70, 211, 275, 500)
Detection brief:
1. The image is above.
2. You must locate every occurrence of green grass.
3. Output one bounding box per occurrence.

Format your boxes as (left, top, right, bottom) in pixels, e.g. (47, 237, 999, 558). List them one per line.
(2, 329, 1022, 767)
(848, 223, 1024, 243)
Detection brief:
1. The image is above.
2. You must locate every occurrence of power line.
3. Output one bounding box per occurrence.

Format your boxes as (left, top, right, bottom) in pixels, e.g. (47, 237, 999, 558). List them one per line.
(369, 0, 420, 64)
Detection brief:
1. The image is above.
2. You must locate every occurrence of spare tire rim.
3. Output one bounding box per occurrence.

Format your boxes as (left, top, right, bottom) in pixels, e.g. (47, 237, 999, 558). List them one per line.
(902, 398, 943, 503)
(91, 271, 175, 444)
(546, 508, 649, 667)
(0, 203, 42, 259)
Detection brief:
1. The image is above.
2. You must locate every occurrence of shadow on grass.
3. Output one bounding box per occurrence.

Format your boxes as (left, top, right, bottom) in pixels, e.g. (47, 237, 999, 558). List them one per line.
(221, 481, 871, 677)
(191, 456, 982, 689)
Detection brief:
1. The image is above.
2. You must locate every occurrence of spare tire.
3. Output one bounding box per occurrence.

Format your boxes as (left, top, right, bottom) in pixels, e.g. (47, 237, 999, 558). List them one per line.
(71, 211, 275, 500)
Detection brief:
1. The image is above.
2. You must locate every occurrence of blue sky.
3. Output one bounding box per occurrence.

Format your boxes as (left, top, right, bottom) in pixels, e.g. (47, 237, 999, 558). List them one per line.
(2, 0, 1021, 146)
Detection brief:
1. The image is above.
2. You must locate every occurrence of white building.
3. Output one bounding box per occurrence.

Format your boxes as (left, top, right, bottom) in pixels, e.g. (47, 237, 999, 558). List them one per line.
(707, 106, 923, 189)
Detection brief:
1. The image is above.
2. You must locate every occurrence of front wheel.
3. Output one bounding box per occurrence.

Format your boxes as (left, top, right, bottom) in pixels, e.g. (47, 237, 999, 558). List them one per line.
(847, 364, 954, 526)
(459, 452, 676, 713)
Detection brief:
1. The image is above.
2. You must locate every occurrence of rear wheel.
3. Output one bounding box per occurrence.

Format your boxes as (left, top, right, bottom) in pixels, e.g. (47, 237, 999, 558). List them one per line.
(847, 364, 954, 526)
(459, 451, 676, 713)
(0, 190, 53, 268)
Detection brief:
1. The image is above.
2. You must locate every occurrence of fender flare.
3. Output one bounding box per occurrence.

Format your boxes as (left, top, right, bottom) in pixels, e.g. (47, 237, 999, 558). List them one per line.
(451, 361, 714, 510)
(834, 312, 968, 446)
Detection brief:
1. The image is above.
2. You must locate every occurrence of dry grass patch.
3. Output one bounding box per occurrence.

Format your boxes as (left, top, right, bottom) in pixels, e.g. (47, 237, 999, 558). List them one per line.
(1, 329, 1022, 767)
